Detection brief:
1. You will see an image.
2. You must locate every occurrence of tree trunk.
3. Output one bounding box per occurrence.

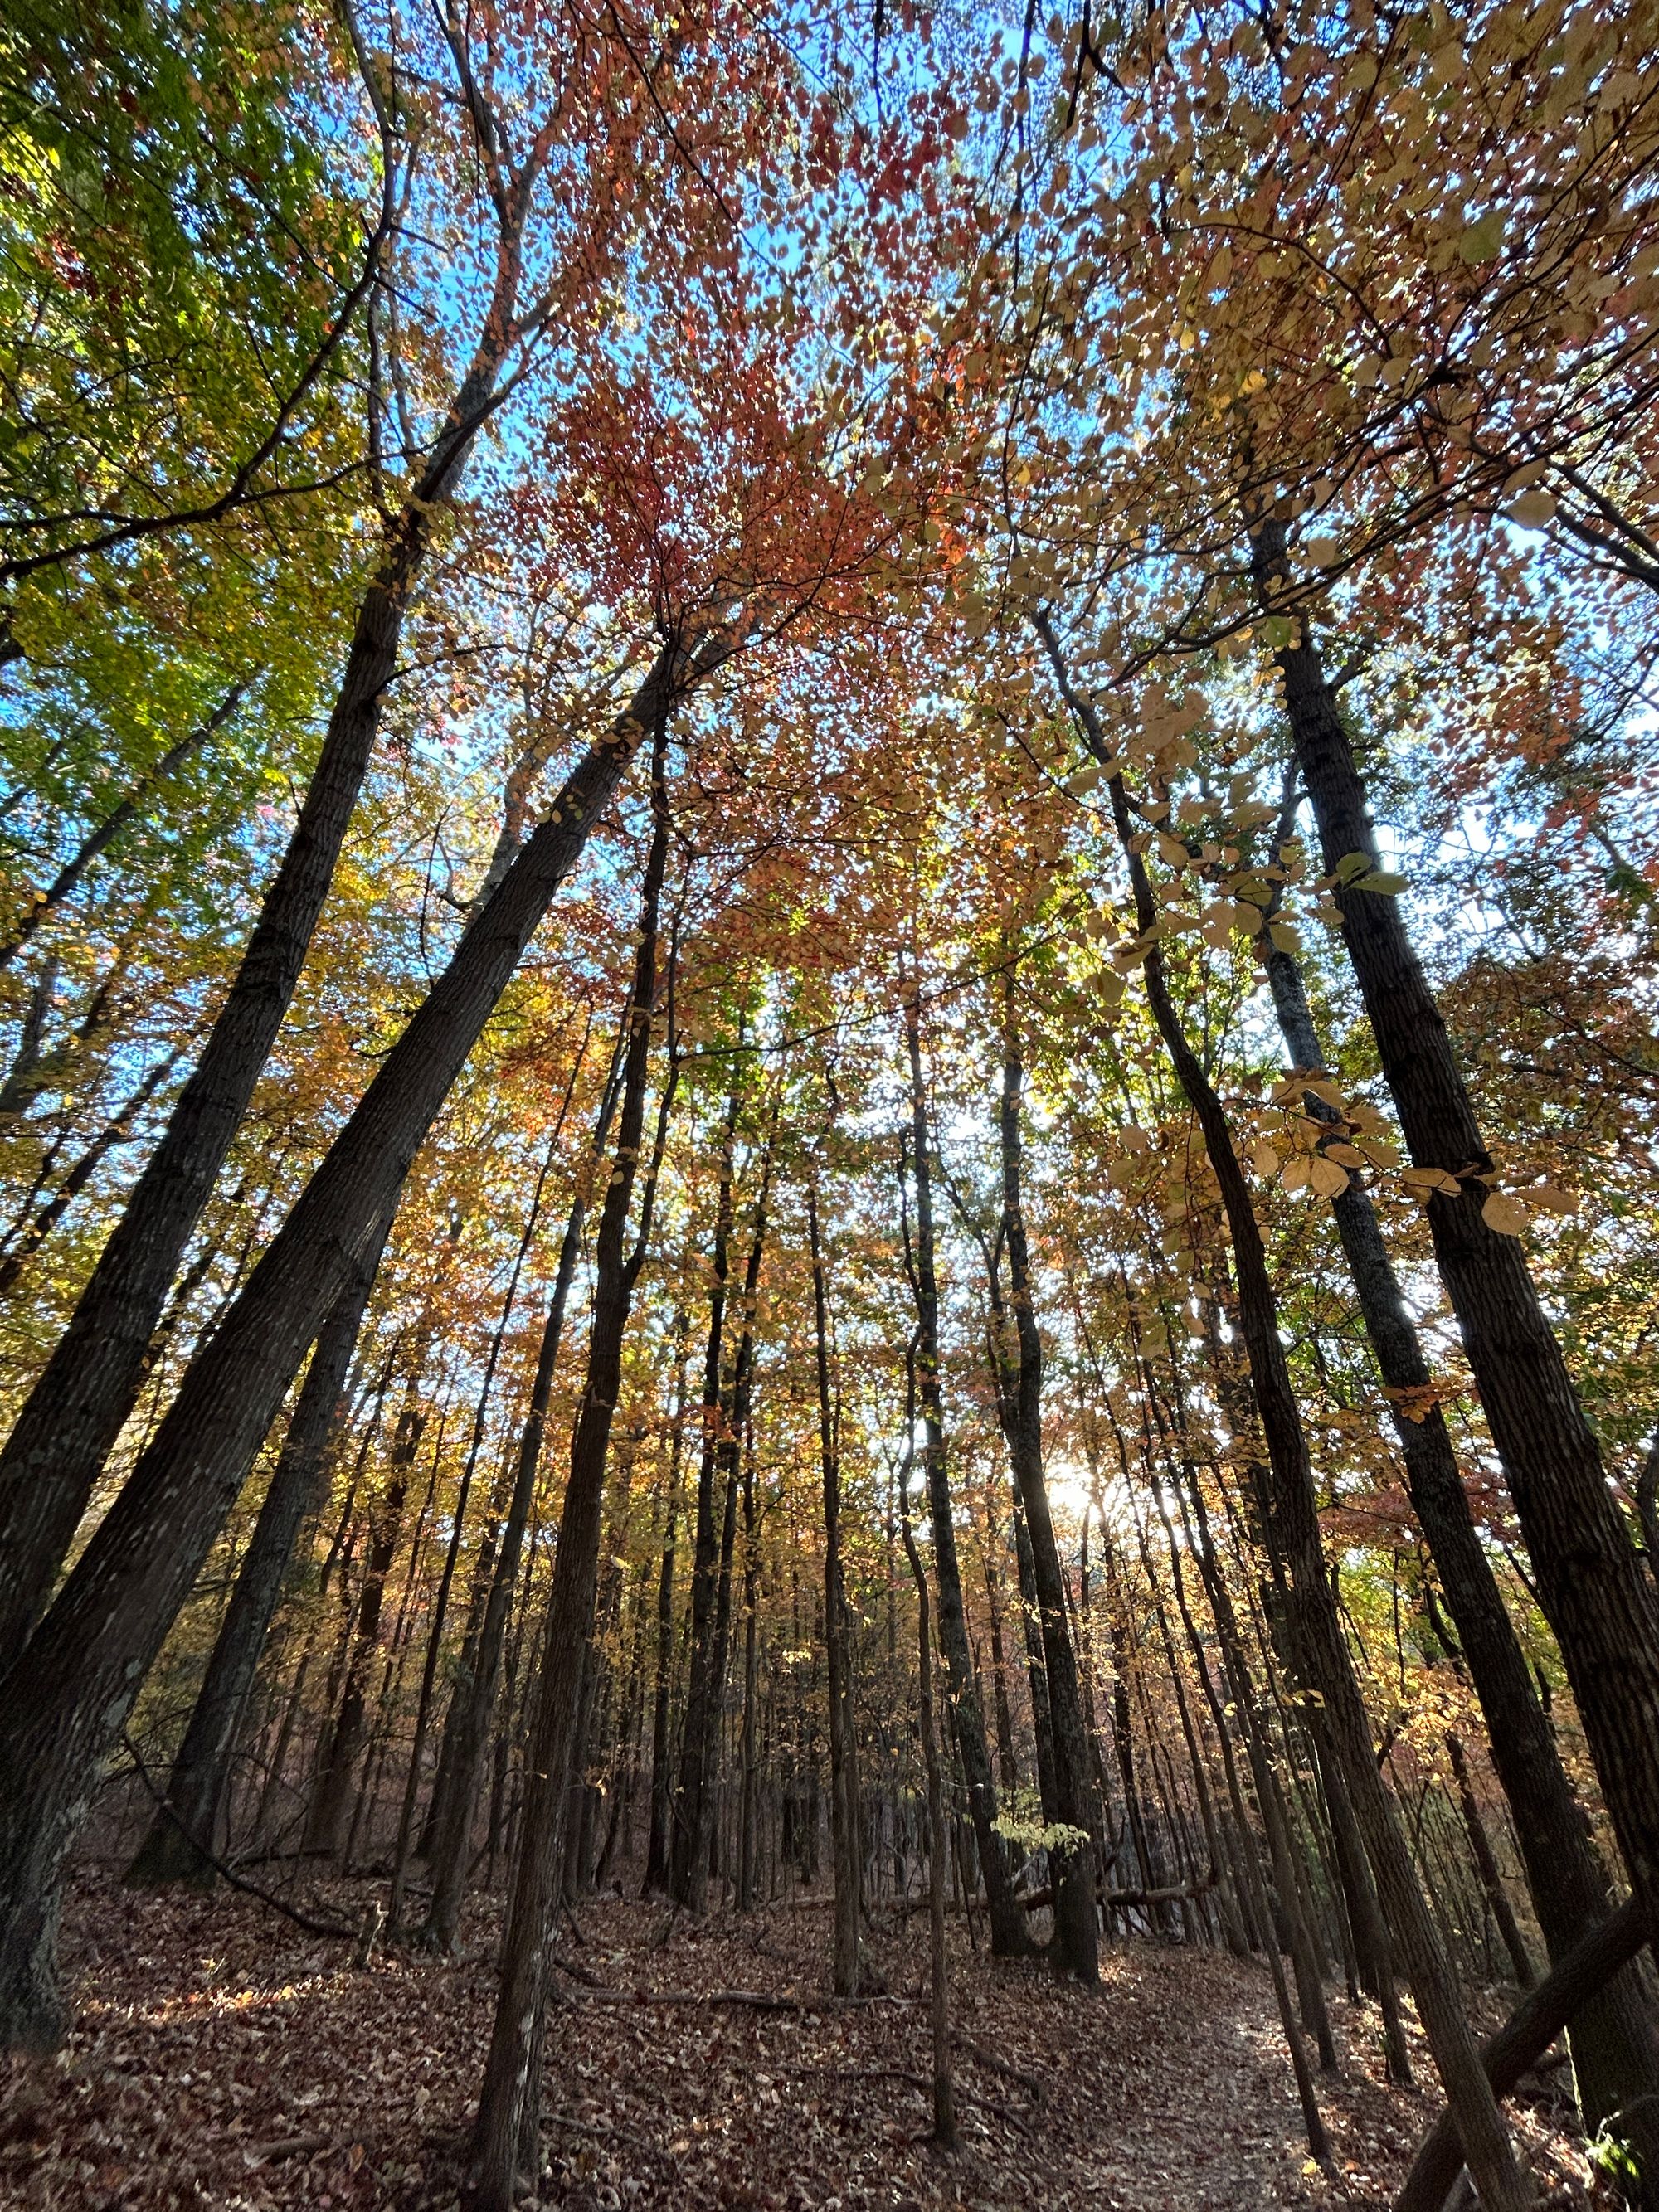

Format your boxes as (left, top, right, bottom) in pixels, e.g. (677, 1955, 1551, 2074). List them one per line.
(902, 989, 1031, 1960)
(0, 633, 708, 2053)
(900, 1436, 956, 2151)
(992, 989, 1099, 1981)
(418, 1024, 630, 1946)
(1265, 931, 1657, 2132)
(667, 1082, 741, 1906)
(809, 1179, 863, 1994)
(303, 1384, 426, 1858)
(1039, 614, 1532, 2210)
(465, 717, 674, 2209)
(1257, 527, 1659, 1987)
(0, 263, 535, 1654)
(642, 1315, 688, 1896)
(124, 1222, 387, 1885)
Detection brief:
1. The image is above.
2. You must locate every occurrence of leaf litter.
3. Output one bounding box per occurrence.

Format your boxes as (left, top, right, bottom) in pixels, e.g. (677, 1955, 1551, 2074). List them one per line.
(0, 1869, 1609, 2210)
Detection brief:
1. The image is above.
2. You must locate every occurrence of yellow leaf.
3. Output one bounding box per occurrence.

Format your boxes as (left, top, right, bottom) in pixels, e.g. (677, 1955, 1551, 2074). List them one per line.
(1481, 1190, 1531, 1237)
(1402, 1165, 1462, 1198)
(1505, 490, 1557, 530)
(1307, 1155, 1350, 1197)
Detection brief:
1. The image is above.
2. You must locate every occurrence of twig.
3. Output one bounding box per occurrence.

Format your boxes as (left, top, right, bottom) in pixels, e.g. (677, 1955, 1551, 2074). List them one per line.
(954, 2032, 1045, 2102)
(120, 1735, 355, 1940)
(542, 2111, 675, 2171)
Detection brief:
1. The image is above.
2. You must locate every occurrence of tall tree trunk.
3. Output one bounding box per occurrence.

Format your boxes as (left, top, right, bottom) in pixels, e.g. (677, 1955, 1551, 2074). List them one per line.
(979, 1495, 1024, 1796)
(809, 1179, 863, 1995)
(690, 1135, 774, 1905)
(387, 1091, 583, 1928)
(1254, 523, 1659, 1988)
(0, 245, 539, 1654)
(124, 1219, 389, 1885)
(642, 1314, 688, 1896)
(419, 1013, 631, 1948)
(0, 632, 712, 2052)
(1039, 613, 1531, 2210)
(466, 717, 675, 2210)
(667, 1082, 741, 1905)
(991, 984, 1098, 1980)
(1255, 588, 1659, 2149)
(899, 1427, 956, 2151)
(304, 1384, 426, 1859)
(902, 989, 1031, 1959)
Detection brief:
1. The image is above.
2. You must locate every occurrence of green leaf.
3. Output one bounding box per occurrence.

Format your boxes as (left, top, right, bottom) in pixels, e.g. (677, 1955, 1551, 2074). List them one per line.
(1457, 212, 1504, 264)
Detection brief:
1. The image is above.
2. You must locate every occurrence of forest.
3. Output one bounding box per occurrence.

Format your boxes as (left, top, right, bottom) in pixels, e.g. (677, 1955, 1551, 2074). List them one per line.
(1, 0, 1657, 2205)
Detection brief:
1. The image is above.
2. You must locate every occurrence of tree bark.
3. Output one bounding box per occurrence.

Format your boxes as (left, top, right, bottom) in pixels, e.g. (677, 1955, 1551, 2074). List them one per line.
(668, 1080, 742, 1906)
(809, 1179, 863, 1994)
(0, 631, 709, 2053)
(902, 989, 1032, 1959)
(465, 717, 674, 2209)
(124, 1222, 388, 1885)
(899, 1428, 956, 2151)
(991, 984, 1098, 1980)
(1039, 610, 1532, 2210)
(0, 246, 538, 1654)
(1256, 552, 1659, 2141)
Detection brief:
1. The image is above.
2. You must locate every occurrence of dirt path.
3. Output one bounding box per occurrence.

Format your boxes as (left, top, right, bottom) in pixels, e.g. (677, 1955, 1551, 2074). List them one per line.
(0, 1871, 1596, 2210)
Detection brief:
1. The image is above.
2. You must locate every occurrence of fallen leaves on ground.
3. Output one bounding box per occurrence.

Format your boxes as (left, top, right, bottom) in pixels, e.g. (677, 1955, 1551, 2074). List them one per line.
(0, 1868, 1609, 2210)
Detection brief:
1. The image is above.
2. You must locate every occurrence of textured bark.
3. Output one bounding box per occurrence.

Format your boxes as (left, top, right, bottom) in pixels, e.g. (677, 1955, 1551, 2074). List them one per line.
(809, 1180, 862, 1994)
(992, 994, 1098, 1981)
(899, 1434, 956, 2151)
(1267, 936, 1657, 2128)
(0, 634, 705, 2052)
(124, 1227, 387, 1886)
(1261, 529, 1659, 1945)
(1039, 610, 1531, 2210)
(466, 722, 674, 2209)
(667, 1084, 740, 1907)
(0, 257, 535, 1655)
(1399, 1898, 1651, 2212)
(903, 991, 1032, 1960)
(642, 1315, 689, 1896)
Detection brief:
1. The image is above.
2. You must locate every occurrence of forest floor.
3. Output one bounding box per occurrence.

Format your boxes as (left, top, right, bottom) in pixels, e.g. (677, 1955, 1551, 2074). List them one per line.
(2, 1866, 1607, 2211)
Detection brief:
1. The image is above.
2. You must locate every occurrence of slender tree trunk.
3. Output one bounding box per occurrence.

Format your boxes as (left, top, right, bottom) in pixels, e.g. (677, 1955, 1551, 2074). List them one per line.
(809, 1180, 863, 1995)
(902, 989, 1031, 1959)
(304, 1385, 426, 1858)
(466, 718, 675, 2210)
(1039, 614, 1532, 2210)
(991, 989, 1098, 1980)
(420, 1012, 631, 1947)
(643, 1315, 688, 1895)
(980, 1496, 1024, 1796)
(668, 1081, 741, 1905)
(1255, 529, 1659, 1989)
(0, 632, 711, 2052)
(1265, 848, 1659, 2142)
(388, 1125, 570, 1928)
(900, 1441, 956, 2151)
